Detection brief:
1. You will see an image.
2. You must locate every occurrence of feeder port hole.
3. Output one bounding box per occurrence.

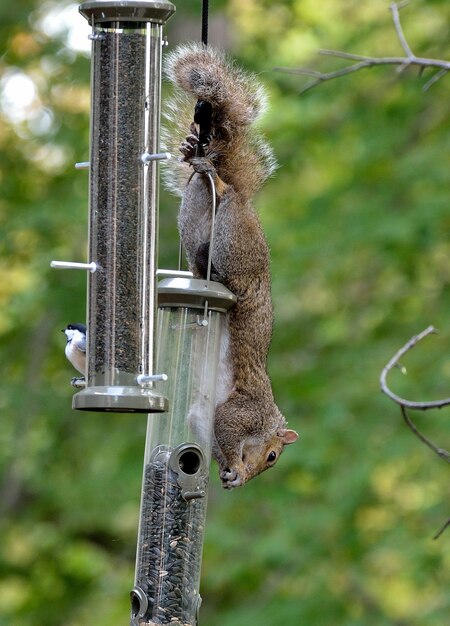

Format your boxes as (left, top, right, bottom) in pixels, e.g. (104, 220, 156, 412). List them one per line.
(178, 449, 201, 475)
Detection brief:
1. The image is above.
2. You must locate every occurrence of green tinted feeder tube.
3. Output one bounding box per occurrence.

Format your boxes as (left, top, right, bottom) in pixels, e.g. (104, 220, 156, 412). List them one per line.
(74, 0, 175, 413)
(130, 278, 236, 626)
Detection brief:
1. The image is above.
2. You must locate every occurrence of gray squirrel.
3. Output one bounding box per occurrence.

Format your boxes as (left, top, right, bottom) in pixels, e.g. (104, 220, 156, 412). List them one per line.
(163, 43, 298, 488)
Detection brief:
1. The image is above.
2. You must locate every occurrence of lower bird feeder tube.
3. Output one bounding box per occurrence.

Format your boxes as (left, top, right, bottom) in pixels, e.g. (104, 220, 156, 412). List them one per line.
(130, 278, 236, 626)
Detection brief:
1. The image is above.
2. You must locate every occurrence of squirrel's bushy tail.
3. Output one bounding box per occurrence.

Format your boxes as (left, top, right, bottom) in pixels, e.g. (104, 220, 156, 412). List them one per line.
(162, 43, 276, 199)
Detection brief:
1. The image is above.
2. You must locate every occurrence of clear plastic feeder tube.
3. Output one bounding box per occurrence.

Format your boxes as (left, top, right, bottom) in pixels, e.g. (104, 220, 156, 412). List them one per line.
(74, 0, 175, 413)
(131, 278, 236, 626)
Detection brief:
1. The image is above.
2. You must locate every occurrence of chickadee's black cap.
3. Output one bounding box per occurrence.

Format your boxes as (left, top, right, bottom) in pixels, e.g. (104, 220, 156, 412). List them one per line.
(63, 323, 87, 333)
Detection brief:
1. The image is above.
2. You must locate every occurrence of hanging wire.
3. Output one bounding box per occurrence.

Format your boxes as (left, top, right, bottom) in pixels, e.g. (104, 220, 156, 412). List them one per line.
(178, 167, 216, 287)
(177, 238, 184, 272)
(205, 171, 216, 282)
(200, 171, 216, 322)
(201, 0, 209, 47)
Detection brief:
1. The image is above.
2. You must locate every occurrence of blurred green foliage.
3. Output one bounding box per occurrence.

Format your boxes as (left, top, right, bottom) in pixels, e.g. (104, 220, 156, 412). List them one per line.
(1, 1, 449, 624)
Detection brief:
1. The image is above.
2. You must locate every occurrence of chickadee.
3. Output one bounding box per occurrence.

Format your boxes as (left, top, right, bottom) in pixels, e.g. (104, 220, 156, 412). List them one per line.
(62, 323, 86, 381)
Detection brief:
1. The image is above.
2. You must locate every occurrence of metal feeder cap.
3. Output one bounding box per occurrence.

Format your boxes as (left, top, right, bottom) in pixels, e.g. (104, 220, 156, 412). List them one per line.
(79, 0, 176, 24)
(158, 277, 237, 313)
(72, 385, 168, 413)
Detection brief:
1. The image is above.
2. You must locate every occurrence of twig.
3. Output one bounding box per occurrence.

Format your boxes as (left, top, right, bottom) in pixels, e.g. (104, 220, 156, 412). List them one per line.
(380, 326, 450, 461)
(434, 518, 450, 540)
(319, 49, 449, 71)
(400, 406, 450, 464)
(275, 2, 450, 94)
(382, 334, 450, 538)
(379, 325, 450, 410)
(390, 1, 414, 58)
(422, 68, 449, 92)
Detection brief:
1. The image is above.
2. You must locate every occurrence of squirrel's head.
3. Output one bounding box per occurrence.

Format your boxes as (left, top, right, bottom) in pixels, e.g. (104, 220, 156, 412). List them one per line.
(219, 427, 298, 489)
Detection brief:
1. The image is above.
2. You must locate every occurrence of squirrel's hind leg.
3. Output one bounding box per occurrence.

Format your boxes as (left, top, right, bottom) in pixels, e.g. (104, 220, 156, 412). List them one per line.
(194, 241, 221, 281)
(178, 161, 215, 275)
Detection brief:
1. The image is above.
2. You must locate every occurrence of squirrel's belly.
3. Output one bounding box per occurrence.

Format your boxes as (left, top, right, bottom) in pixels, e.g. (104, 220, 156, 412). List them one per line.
(215, 319, 233, 407)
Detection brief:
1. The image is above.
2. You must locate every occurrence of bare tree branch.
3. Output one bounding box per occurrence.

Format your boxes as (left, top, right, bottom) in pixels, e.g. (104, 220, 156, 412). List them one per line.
(390, 1, 414, 58)
(400, 406, 450, 464)
(276, 3, 450, 94)
(379, 325, 450, 411)
(422, 68, 449, 92)
(380, 324, 450, 460)
(434, 518, 450, 540)
(381, 330, 450, 538)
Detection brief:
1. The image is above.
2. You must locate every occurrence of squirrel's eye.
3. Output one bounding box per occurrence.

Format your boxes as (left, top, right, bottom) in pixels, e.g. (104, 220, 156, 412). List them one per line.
(267, 451, 277, 463)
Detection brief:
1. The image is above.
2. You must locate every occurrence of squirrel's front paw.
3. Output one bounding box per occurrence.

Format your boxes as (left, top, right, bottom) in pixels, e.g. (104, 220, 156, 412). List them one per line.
(219, 466, 244, 489)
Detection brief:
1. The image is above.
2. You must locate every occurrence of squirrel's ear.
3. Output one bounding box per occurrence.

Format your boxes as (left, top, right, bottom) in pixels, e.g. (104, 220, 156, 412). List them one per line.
(278, 429, 299, 445)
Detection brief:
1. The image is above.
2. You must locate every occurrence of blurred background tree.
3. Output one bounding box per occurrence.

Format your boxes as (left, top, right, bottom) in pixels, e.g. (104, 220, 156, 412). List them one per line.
(1, 1, 449, 625)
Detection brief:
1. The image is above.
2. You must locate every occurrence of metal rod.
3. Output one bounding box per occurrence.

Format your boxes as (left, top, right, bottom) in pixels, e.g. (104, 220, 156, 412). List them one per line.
(136, 373, 168, 385)
(50, 261, 97, 272)
(156, 269, 193, 278)
(141, 151, 172, 163)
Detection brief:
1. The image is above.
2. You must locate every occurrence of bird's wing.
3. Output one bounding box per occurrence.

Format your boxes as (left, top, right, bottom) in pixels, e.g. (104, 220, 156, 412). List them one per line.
(74, 333, 87, 353)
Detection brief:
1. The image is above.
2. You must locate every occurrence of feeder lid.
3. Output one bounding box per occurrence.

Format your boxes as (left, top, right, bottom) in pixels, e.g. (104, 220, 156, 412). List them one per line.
(158, 277, 237, 313)
(72, 384, 168, 413)
(79, 0, 176, 24)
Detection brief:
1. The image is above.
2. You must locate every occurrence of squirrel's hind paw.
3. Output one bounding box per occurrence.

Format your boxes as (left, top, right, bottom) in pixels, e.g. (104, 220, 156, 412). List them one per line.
(180, 134, 199, 161)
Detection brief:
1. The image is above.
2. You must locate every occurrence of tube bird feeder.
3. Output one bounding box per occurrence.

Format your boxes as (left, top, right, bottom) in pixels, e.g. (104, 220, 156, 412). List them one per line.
(74, 0, 175, 413)
(130, 278, 236, 626)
